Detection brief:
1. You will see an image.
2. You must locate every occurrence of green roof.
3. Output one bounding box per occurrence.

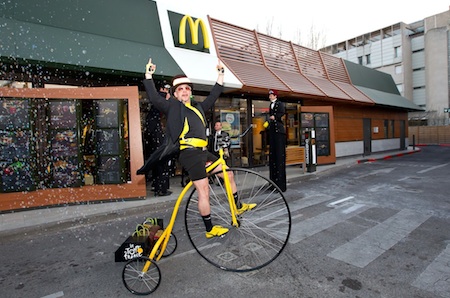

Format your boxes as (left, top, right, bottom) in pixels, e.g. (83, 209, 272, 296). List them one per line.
(344, 60, 399, 93)
(1, 0, 182, 77)
(356, 86, 424, 111)
(344, 60, 423, 111)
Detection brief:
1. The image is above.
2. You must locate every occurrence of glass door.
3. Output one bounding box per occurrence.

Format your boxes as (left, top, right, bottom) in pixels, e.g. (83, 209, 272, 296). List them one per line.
(286, 103, 300, 146)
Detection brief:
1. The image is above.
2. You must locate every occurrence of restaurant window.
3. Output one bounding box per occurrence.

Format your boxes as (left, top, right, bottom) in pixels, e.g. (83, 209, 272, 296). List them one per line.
(249, 100, 269, 166)
(0, 98, 35, 192)
(0, 97, 129, 193)
(211, 97, 249, 167)
(285, 103, 300, 146)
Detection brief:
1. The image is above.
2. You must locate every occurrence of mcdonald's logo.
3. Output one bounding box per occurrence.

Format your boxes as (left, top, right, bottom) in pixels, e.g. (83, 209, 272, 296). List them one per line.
(179, 15, 210, 49)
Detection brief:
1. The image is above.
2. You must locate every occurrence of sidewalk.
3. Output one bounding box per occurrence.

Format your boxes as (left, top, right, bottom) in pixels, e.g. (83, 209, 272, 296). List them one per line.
(0, 147, 421, 235)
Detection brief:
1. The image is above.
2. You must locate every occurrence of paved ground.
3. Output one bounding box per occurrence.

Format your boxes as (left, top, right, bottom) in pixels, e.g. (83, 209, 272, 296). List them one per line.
(0, 147, 421, 235)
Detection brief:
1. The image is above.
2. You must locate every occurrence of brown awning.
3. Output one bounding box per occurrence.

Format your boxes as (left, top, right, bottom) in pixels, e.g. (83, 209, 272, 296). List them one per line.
(209, 17, 374, 105)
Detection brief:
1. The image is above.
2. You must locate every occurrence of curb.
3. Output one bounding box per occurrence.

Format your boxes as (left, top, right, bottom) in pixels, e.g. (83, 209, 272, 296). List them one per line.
(357, 148, 421, 164)
(415, 144, 450, 147)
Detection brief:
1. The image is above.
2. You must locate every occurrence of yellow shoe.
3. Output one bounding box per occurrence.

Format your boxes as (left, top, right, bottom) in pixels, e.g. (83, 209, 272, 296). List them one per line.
(205, 225, 229, 239)
(236, 203, 257, 215)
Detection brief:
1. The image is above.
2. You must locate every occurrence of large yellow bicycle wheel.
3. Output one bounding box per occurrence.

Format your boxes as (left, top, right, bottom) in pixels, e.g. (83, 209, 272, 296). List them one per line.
(185, 168, 291, 272)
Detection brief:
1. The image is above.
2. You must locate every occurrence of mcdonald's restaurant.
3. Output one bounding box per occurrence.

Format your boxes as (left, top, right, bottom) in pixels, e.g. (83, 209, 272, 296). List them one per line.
(0, 0, 422, 211)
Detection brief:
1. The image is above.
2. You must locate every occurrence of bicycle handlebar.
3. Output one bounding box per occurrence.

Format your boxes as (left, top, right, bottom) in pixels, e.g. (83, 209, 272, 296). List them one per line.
(238, 124, 254, 138)
(218, 125, 254, 149)
(229, 124, 253, 139)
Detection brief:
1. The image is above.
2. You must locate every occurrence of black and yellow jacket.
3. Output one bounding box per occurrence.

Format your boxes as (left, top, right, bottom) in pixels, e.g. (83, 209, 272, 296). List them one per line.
(143, 78, 223, 147)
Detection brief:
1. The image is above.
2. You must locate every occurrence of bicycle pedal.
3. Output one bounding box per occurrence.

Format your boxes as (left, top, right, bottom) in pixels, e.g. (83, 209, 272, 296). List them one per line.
(230, 220, 240, 227)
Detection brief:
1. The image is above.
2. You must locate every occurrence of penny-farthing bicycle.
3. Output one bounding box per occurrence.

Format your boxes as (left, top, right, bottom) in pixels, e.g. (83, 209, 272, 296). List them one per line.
(122, 126, 291, 295)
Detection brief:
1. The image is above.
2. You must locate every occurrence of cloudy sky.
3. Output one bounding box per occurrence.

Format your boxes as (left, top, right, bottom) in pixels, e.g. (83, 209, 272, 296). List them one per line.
(159, 0, 449, 46)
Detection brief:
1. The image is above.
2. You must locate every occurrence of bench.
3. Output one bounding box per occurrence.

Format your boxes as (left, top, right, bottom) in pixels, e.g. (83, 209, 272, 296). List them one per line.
(286, 146, 306, 173)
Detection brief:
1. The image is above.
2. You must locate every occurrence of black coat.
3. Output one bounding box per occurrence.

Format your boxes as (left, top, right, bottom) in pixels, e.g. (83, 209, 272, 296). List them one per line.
(268, 99, 286, 192)
(142, 79, 223, 144)
(268, 100, 286, 135)
(137, 79, 223, 175)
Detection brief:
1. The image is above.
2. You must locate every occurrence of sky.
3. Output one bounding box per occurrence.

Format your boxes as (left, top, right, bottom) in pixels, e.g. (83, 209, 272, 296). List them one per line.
(160, 0, 449, 47)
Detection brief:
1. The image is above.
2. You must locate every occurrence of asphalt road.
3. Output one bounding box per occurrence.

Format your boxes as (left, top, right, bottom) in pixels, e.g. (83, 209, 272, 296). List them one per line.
(1, 146, 449, 298)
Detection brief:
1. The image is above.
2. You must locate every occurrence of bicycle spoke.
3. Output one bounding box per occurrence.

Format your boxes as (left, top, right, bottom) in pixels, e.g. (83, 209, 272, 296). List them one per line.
(185, 168, 291, 272)
(122, 257, 161, 295)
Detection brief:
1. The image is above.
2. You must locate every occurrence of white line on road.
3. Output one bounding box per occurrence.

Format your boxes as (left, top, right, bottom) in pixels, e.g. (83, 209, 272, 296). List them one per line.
(289, 193, 335, 213)
(289, 203, 370, 244)
(412, 244, 450, 297)
(41, 291, 64, 298)
(327, 209, 430, 268)
(327, 196, 354, 207)
(342, 203, 366, 214)
(355, 168, 395, 179)
(417, 163, 448, 174)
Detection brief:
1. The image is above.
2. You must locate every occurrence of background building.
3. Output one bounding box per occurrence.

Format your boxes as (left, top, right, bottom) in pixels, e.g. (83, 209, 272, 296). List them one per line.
(320, 8, 450, 126)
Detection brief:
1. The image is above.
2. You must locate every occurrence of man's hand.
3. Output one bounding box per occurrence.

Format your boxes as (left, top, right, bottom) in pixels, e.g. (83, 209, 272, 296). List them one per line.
(216, 59, 225, 85)
(217, 59, 225, 74)
(145, 58, 156, 79)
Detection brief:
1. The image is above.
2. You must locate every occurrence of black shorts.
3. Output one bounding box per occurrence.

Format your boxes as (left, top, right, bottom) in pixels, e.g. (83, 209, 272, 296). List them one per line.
(179, 148, 218, 181)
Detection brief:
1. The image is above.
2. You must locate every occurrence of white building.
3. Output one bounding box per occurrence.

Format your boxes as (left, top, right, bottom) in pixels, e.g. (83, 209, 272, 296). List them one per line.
(320, 9, 450, 126)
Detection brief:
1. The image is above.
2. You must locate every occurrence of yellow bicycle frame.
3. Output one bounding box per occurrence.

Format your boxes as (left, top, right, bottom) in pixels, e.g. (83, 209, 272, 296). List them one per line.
(145, 147, 237, 270)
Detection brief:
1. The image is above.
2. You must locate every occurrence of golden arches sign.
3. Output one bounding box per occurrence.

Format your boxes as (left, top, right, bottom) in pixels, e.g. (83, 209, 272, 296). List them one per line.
(179, 15, 210, 49)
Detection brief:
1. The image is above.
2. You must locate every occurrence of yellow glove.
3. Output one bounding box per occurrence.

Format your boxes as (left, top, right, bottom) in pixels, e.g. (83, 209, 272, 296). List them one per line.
(263, 121, 269, 128)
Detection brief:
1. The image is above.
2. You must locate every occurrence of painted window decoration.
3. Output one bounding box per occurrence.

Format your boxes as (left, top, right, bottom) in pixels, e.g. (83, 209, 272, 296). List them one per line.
(0, 98, 35, 192)
(94, 100, 125, 184)
(48, 100, 82, 188)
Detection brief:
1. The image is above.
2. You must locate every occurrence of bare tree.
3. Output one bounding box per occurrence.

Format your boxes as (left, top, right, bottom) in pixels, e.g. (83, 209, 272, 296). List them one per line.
(276, 24, 283, 40)
(304, 23, 327, 50)
(293, 28, 302, 46)
(265, 17, 274, 36)
(261, 19, 327, 50)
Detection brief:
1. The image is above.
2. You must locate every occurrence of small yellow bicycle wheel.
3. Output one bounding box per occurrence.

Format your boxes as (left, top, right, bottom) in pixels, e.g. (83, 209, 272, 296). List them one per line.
(122, 257, 161, 295)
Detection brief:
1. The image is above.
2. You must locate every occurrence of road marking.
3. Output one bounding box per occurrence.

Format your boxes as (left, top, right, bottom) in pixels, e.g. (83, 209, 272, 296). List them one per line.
(267, 213, 302, 228)
(174, 194, 334, 259)
(289, 203, 370, 244)
(289, 193, 335, 213)
(355, 168, 395, 179)
(342, 203, 366, 214)
(41, 292, 64, 298)
(327, 209, 430, 268)
(417, 163, 448, 174)
(412, 244, 450, 297)
(327, 196, 354, 207)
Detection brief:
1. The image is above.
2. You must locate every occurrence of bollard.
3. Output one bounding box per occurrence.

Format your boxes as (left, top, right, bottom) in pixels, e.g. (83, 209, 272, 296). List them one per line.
(305, 129, 317, 172)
